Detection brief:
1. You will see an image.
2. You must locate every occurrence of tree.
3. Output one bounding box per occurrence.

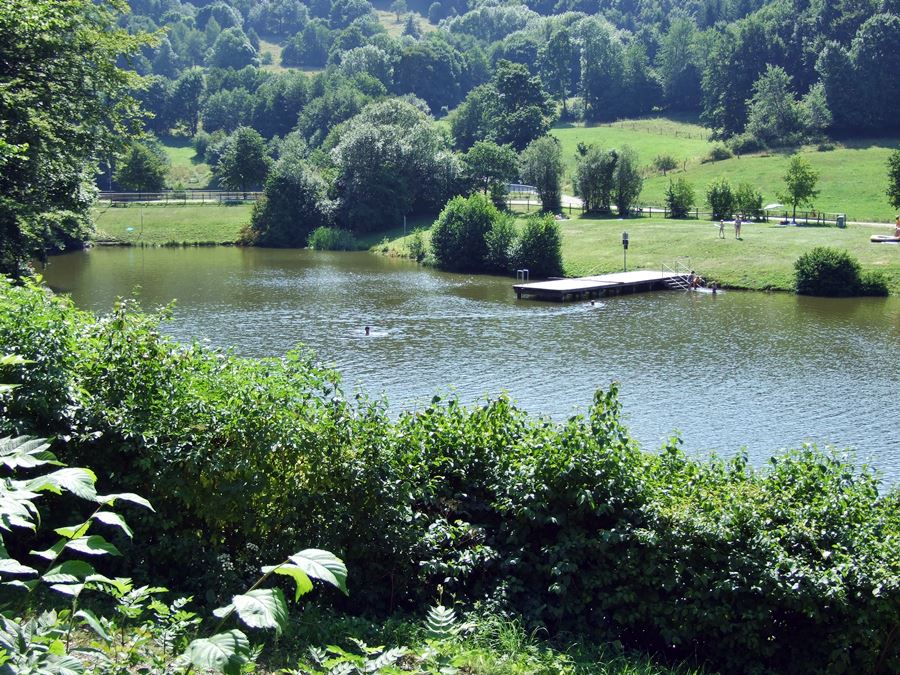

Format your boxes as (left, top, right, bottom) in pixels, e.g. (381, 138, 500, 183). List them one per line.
(491, 60, 553, 151)
(402, 14, 421, 38)
(208, 27, 258, 69)
(430, 193, 497, 272)
(248, 161, 333, 247)
(887, 149, 900, 210)
(778, 155, 820, 220)
(706, 177, 735, 220)
(215, 127, 270, 193)
(390, 0, 407, 21)
(734, 182, 763, 220)
(520, 136, 563, 213)
(174, 68, 205, 135)
(0, 0, 151, 275)
(657, 18, 701, 112)
(580, 18, 625, 121)
(115, 143, 169, 192)
(665, 178, 695, 219)
(745, 65, 805, 147)
(613, 146, 643, 216)
(574, 145, 617, 213)
(463, 141, 518, 200)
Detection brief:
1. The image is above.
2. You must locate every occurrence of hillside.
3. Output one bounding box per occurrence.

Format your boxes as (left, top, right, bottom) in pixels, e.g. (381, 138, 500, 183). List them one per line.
(552, 121, 900, 222)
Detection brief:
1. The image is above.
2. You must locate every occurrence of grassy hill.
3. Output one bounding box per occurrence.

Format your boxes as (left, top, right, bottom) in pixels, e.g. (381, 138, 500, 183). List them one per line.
(551, 120, 900, 223)
(160, 136, 212, 189)
(92, 203, 252, 245)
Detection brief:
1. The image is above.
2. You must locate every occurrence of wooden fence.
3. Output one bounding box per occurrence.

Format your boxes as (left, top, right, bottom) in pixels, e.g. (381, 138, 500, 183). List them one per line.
(98, 190, 263, 205)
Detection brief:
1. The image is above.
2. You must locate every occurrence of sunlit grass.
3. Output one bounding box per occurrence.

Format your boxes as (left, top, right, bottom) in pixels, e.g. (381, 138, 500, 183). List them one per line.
(159, 136, 212, 189)
(91, 203, 252, 245)
(550, 120, 900, 223)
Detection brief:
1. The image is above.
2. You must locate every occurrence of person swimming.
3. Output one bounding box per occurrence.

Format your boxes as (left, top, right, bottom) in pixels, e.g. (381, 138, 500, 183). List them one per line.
(364, 326, 370, 336)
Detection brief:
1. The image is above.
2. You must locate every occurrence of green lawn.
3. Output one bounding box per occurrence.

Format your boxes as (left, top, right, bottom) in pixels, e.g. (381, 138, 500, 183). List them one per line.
(91, 203, 253, 244)
(374, 8, 436, 38)
(550, 120, 900, 223)
(159, 136, 212, 189)
(562, 215, 899, 293)
(375, 213, 900, 294)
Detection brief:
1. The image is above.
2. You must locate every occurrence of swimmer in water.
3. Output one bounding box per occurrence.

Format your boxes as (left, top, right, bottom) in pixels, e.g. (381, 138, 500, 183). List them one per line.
(364, 326, 370, 336)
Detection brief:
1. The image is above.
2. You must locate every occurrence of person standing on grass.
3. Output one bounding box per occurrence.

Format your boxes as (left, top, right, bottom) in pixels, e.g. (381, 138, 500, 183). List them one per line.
(735, 215, 742, 239)
(718, 219, 726, 238)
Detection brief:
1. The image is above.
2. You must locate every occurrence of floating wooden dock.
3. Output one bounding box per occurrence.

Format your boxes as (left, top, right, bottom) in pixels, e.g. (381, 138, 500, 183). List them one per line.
(513, 270, 690, 301)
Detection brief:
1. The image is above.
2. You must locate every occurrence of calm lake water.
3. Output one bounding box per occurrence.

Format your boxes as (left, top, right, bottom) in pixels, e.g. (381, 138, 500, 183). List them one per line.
(42, 247, 900, 482)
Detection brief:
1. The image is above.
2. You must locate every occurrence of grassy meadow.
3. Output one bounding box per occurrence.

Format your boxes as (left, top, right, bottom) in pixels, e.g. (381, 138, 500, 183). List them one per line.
(374, 8, 436, 38)
(91, 202, 252, 244)
(378, 214, 900, 294)
(160, 135, 212, 189)
(550, 120, 900, 222)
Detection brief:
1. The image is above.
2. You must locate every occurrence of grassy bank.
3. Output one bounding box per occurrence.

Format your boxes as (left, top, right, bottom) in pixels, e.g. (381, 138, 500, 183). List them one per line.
(550, 120, 900, 222)
(91, 202, 252, 245)
(377, 214, 900, 294)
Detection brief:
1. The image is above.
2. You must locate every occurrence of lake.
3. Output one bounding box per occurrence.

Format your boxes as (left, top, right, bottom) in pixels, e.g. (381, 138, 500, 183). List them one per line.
(42, 246, 900, 482)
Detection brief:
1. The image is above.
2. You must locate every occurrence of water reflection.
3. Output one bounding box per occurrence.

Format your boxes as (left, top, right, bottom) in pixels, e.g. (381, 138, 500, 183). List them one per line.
(42, 247, 900, 482)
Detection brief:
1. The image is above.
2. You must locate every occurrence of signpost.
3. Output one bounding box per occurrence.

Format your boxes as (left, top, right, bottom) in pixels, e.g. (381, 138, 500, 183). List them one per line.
(622, 231, 629, 272)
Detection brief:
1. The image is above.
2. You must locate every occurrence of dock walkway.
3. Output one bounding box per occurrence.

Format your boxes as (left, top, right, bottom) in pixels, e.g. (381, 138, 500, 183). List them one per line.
(513, 270, 690, 301)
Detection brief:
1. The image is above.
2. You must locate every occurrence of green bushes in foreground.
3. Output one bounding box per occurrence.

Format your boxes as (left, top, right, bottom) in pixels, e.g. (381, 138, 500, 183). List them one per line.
(0, 277, 898, 673)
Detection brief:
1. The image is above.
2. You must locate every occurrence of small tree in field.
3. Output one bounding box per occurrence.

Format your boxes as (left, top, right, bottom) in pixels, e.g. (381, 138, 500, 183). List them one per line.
(665, 177, 694, 218)
(887, 149, 900, 210)
(778, 155, 819, 221)
(706, 177, 735, 220)
(613, 145, 643, 215)
(520, 136, 564, 212)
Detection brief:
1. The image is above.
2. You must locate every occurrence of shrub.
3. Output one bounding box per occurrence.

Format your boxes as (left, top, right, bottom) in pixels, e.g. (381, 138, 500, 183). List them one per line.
(858, 270, 890, 296)
(652, 154, 678, 174)
(705, 177, 735, 220)
(794, 246, 868, 296)
(407, 228, 427, 263)
(664, 177, 695, 219)
(430, 193, 497, 272)
(307, 226, 359, 250)
(702, 144, 733, 163)
(0, 278, 897, 674)
(484, 214, 517, 273)
(728, 132, 764, 155)
(512, 214, 563, 277)
(734, 182, 764, 220)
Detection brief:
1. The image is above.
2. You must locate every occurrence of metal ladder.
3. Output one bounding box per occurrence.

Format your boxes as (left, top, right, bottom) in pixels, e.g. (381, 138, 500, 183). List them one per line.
(662, 257, 693, 290)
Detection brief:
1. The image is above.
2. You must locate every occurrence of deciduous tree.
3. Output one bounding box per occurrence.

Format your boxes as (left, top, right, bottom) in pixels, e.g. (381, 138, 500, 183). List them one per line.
(0, 0, 151, 275)
(520, 136, 563, 213)
(778, 155, 820, 220)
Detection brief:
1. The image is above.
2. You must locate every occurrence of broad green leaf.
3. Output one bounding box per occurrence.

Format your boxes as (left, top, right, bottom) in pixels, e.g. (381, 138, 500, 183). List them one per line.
(55, 521, 91, 540)
(45, 654, 84, 674)
(43, 560, 95, 584)
(0, 557, 37, 576)
(66, 535, 120, 556)
(288, 549, 348, 595)
(92, 511, 133, 538)
(51, 582, 85, 597)
(0, 436, 58, 469)
(28, 468, 97, 500)
(85, 574, 131, 594)
(262, 564, 313, 601)
(184, 629, 250, 674)
(94, 492, 154, 511)
(75, 609, 112, 643)
(4, 579, 39, 592)
(232, 588, 288, 634)
(31, 539, 66, 560)
(212, 604, 234, 619)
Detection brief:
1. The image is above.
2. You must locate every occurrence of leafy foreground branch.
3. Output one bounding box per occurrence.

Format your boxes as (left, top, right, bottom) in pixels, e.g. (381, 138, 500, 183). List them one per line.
(0, 432, 348, 673)
(0, 277, 898, 673)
